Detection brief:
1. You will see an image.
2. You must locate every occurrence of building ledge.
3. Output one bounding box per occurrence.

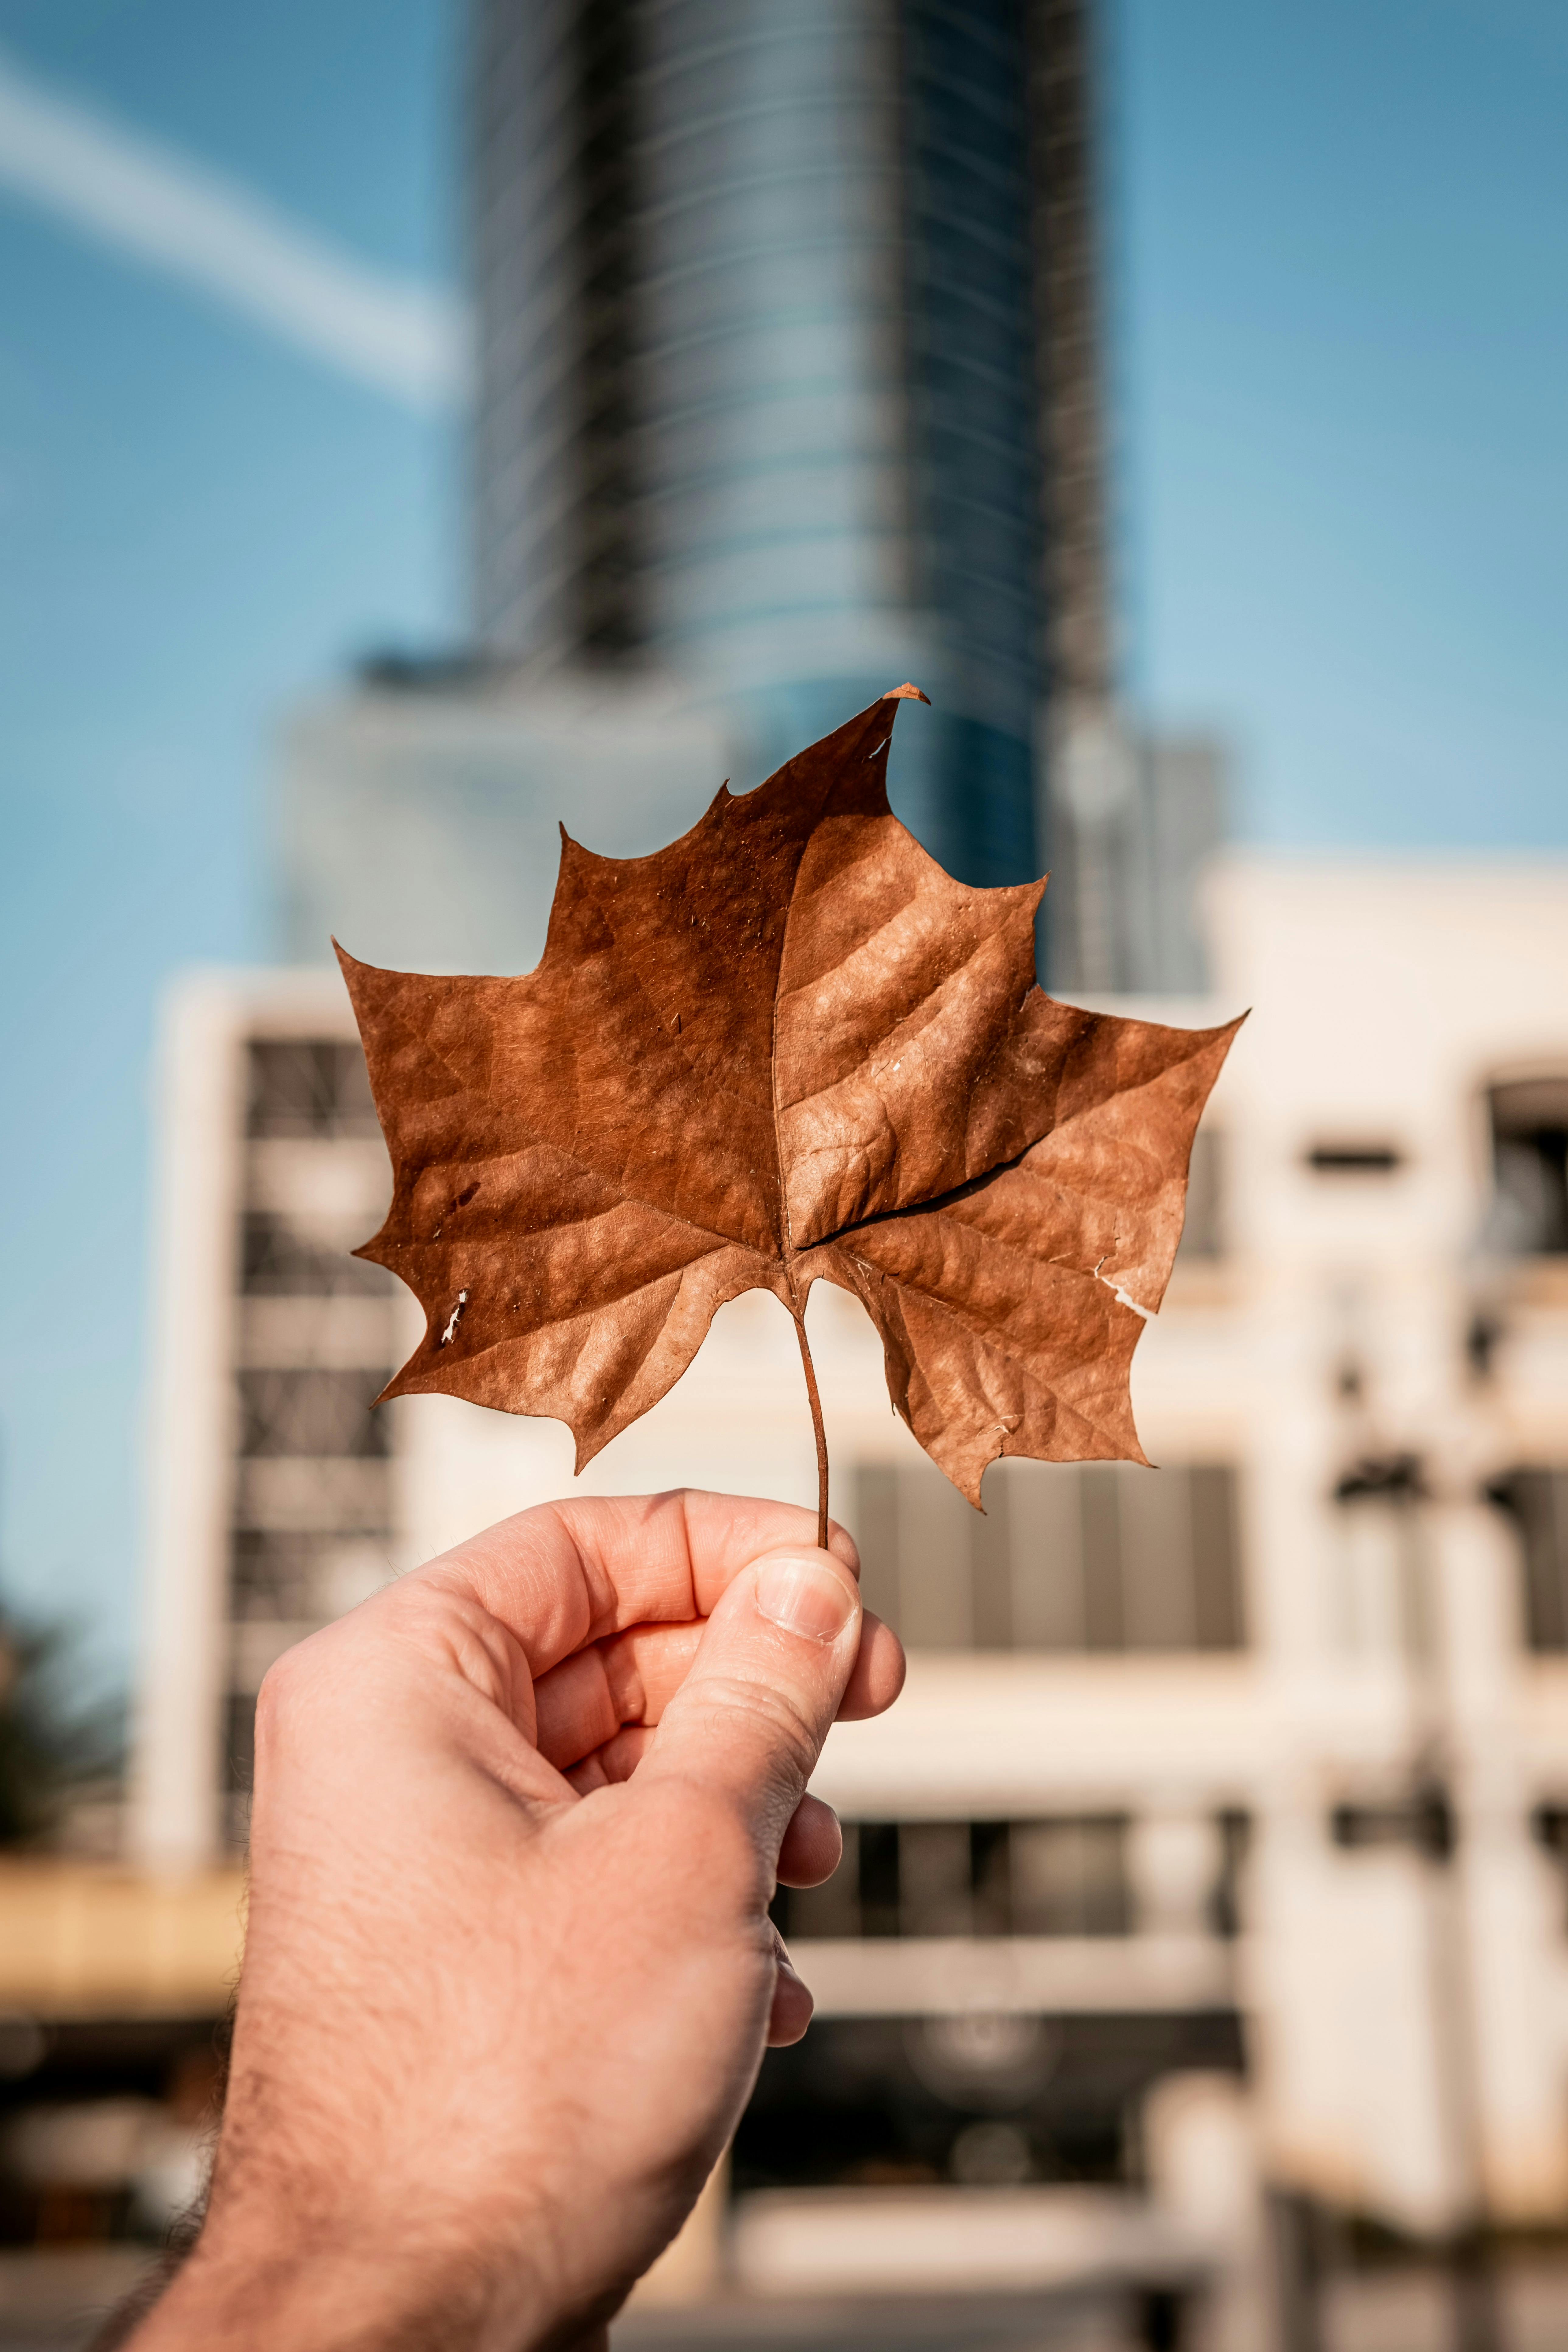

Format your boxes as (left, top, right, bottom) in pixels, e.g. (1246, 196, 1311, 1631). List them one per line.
(789, 1933, 1235, 2017)
(0, 1863, 245, 2020)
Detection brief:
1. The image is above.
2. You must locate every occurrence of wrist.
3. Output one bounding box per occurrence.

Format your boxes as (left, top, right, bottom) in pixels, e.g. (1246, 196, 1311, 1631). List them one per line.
(126, 2225, 551, 2352)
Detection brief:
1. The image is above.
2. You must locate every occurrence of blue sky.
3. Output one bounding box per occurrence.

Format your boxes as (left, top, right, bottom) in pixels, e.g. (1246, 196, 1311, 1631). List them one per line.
(1119, 0, 1568, 845)
(0, 0, 1563, 1686)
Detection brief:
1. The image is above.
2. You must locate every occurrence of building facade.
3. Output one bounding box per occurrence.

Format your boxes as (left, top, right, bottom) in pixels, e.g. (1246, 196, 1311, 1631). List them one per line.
(135, 858, 1568, 2276)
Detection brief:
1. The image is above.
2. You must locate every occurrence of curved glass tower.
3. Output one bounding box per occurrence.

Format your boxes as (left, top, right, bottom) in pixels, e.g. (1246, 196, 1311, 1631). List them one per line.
(473, 0, 1108, 891)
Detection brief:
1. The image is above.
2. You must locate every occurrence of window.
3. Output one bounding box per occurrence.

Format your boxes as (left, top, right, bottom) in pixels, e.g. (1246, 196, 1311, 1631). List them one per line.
(1489, 1080, 1568, 1255)
(246, 1039, 380, 1140)
(241, 1211, 392, 1297)
(773, 1817, 1131, 1942)
(855, 1460, 1244, 1652)
(230, 1531, 394, 1623)
(1487, 1469, 1568, 1650)
(1532, 1808, 1568, 1928)
(1305, 1142, 1403, 1174)
(237, 1368, 392, 1460)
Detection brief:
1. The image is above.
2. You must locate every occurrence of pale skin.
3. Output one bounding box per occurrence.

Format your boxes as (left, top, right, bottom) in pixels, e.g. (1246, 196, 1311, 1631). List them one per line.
(128, 1491, 906, 2352)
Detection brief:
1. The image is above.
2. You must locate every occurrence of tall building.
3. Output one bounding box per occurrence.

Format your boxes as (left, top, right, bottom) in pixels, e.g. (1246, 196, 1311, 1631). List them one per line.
(471, 0, 1067, 888)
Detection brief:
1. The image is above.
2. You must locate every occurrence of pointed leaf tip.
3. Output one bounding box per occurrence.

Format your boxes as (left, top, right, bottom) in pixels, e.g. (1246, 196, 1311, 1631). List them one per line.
(882, 682, 930, 704)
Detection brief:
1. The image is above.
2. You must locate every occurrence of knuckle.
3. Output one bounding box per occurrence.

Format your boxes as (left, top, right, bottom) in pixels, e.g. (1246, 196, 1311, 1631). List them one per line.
(251, 1618, 344, 1750)
(251, 1649, 304, 1757)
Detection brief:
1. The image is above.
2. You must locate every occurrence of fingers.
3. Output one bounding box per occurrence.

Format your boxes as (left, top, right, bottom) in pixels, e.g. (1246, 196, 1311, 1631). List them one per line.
(564, 1723, 652, 1794)
(421, 1491, 860, 1682)
(839, 1613, 906, 1721)
(534, 1623, 703, 1769)
(765, 1922, 814, 2048)
(535, 1610, 905, 1773)
(635, 1548, 862, 1860)
(777, 1793, 842, 1888)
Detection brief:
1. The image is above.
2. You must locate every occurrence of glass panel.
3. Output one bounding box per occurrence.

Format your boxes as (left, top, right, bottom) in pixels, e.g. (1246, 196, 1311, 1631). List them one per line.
(1009, 1817, 1129, 1937)
(246, 1040, 380, 1140)
(857, 1822, 902, 1940)
(971, 1469, 1013, 1648)
(895, 1462, 974, 1650)
(849, 1460, 1246, 1652)
(1118, 1469, 1196, 1650)
(852, 1463, 902, 1636)
(241, 1211, 393, 1297)
(1490, 1468, 1568, 1651)
(1009, 1465, 1087, 1649)
(969, 1821, 1012, 1937)
(1489, 1079, 1568, 1255)
(1190, 1465, 1245, 1649)
(237, 1368, 393, 1460)
(898, 1823, 973, 1937)
(1080, 1468, 1124, 1650)
(231, 1531, 395, 1623)
(1210, 1811, 1251, 1940)
(223, 1690, 256, 1801)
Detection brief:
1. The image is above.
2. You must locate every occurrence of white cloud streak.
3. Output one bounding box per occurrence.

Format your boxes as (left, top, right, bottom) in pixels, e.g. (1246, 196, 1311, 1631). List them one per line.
(0, 44, 467, 410)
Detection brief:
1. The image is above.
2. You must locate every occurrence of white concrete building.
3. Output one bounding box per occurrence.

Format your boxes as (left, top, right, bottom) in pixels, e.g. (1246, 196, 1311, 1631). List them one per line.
(134, 854, 1568, 2268)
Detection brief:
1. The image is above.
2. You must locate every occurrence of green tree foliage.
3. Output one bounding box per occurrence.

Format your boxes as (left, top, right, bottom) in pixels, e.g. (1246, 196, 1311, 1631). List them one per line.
(0, 1610, 121, 1848)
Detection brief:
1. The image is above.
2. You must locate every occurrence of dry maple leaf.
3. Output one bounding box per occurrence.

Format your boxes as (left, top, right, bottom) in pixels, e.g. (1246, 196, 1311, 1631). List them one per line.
(338, 690, 1242, 1537)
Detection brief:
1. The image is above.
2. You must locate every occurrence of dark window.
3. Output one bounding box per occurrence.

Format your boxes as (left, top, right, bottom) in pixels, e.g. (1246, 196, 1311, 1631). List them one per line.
(246, 1039, 380, 1140)
(230, 1530, 393, 1622)
(735, 2010, 1245, 2194)
(1305, 1143, 1404, 1174)
(1489, 1080, 1568, 1255)
(774, 1815, 1132, 1942)
(1487, 1468, 1568, 1650)
(237, 1369, 392, 1459)
(898, 1823, 978, 1938)
(855, 1460, 1245, 1653)
(241, 1211, 392, 1297)
(1191, 1467, 1244, 1647)
(223, 1690, 256, 1802)
(1532, 1808, 1568, 1928)
(1209, 1810, 1252, 1941)
(857, 1823, 902, 1942)
(1008, 1818, 1129, 1937)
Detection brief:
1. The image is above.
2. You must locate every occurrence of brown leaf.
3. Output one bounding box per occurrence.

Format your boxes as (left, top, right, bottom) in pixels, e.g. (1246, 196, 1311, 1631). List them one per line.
(339, 695, 1242, 1506)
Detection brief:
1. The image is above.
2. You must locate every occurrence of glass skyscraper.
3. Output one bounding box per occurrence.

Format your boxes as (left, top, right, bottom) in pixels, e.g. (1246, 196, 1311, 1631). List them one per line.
(472, 0, 1106, 891)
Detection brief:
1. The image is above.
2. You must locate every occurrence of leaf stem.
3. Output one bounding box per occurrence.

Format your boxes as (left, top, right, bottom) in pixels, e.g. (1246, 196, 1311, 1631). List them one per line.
(790, 1308, 830, 1550)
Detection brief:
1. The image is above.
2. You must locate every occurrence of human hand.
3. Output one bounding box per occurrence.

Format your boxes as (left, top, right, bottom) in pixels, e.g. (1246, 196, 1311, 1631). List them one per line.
(130, 1491, 904, 2352)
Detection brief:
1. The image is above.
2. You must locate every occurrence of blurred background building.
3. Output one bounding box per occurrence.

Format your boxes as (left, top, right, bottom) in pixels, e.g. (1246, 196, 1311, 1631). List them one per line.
(122, 859, 1568, 2352)
(3, 4, 1568, 2350)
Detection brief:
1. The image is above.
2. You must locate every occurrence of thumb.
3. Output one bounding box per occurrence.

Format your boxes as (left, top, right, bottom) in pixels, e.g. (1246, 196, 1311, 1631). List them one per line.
(634, 1547, 861, 1863)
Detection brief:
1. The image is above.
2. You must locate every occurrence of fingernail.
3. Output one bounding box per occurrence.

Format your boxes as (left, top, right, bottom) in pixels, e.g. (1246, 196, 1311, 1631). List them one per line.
(754, 1556, 856, 1644)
